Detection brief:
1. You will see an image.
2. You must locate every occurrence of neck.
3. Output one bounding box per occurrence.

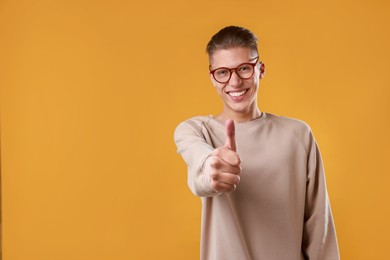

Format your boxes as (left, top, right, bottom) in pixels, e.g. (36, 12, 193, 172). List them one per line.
(216, 108, 262, 123)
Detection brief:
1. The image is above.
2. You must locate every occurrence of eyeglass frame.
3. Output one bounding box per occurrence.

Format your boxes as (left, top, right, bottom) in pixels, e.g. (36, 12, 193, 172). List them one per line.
(209, 56, 261, 84)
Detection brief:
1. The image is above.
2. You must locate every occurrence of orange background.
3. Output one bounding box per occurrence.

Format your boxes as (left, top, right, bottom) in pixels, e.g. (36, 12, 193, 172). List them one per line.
(1, 0, 389, 259)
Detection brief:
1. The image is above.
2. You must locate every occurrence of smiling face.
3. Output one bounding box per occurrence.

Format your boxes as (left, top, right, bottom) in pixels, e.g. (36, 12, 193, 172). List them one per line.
(209, 47, 264, 122)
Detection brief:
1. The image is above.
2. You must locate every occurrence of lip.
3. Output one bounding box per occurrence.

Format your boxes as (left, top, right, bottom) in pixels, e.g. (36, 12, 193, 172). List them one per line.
(225, 88, 249, 102)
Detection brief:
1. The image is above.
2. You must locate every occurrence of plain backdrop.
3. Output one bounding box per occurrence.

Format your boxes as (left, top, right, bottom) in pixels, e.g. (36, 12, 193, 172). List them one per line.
(1, 0, 389, 259)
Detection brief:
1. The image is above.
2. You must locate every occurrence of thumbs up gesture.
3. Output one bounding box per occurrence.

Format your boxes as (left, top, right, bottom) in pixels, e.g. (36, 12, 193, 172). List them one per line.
(205, 119, 242, 193)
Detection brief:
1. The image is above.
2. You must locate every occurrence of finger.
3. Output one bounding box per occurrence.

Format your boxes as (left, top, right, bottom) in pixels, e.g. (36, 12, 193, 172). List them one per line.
(213, 148, 241, 166)
(210, 182, 237, 193)
(210, 171, 241, 185)
(224, 119, 237, 151)
(210, 155, 241, 174)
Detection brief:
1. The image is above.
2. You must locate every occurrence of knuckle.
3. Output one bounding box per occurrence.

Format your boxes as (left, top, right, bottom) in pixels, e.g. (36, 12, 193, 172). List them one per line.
(209, 170, 219, 179)
(209, 157, 219, 168)
(211, 182, 221, 191)
(233, 155, 241, 166)
(213, 148, 222, 157)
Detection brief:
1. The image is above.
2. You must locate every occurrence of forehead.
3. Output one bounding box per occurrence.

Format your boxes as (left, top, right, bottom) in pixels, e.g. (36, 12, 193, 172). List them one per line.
(209, 47, 255, 68)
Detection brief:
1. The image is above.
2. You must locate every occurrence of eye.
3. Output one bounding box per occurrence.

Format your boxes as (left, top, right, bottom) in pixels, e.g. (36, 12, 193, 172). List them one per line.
(238, 64, 251, 72)
(216, 69, 229, 76)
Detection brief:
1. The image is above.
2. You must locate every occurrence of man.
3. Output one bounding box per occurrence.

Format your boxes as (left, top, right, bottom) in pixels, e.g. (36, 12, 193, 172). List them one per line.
(174, 26, 339, 260)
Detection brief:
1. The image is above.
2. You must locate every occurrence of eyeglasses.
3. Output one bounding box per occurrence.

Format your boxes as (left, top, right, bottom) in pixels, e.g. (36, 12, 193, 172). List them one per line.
(209, 57, 260, 84)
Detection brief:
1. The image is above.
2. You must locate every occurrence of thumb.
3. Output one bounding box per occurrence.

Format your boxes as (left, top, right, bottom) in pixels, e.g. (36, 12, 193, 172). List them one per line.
(224, 119, 237, 151)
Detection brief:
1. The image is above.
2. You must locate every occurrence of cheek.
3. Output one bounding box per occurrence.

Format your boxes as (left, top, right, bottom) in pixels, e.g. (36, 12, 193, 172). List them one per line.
(213, 82, 226, 94)
(247, 78, 259, 89)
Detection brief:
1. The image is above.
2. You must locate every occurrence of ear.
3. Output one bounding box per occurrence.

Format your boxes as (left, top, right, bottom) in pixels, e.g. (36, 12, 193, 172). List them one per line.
(209, 72, 216, 86)
(209, 70, 220, 87)
(259, 62, 265, 79)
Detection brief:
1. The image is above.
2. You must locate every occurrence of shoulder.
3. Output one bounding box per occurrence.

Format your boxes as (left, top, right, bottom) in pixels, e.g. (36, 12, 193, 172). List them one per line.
(174, 115, 213, 140)
(266, 113, 312, 133)
(175, 115, 213, 132)
(265, 113, 314, 151)
(177, 115, 213, 128)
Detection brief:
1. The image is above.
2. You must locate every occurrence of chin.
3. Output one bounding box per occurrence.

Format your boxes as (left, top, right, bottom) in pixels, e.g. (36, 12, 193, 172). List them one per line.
(227, 104, 253, 114)
(230, 99, 255, 110)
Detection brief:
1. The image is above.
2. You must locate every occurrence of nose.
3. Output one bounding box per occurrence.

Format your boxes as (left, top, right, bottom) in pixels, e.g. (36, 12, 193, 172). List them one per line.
(228, 69, 241, 87)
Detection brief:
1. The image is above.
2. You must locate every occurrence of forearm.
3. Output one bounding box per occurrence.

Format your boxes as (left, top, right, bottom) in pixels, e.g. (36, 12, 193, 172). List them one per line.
(174, 121, 220, 197)
(187, 155, 221, 197)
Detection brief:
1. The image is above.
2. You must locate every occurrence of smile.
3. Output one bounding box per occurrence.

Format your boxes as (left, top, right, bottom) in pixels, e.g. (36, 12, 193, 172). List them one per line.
(227, 89, 248, 97)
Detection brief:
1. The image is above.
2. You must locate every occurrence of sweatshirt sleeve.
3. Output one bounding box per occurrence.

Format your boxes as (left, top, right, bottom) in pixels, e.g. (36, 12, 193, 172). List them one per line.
(302, 130, 340, 259)
(174, 120, 221, 197)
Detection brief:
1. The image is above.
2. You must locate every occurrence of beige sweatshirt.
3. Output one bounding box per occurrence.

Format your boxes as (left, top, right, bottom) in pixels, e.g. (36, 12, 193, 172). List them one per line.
(174, 113, 339, 260)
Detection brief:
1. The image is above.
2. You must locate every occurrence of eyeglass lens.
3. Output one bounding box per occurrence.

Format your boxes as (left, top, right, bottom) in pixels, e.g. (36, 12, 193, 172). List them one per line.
(214, 63, 254, 83)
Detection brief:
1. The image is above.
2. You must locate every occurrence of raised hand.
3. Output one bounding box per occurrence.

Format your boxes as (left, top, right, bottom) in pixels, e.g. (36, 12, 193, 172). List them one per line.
(205, 119, 241, 193)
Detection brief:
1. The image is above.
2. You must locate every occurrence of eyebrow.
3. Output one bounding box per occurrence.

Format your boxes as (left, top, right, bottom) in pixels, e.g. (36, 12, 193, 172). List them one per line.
(210, 57, 258, 70)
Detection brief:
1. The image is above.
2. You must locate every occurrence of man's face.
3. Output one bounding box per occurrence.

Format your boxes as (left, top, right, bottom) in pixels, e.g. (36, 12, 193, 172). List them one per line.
(209, 47, 262, 118)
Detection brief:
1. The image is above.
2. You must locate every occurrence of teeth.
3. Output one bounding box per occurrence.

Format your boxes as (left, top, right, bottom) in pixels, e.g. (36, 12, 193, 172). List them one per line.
(229, 90, 246, 97)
